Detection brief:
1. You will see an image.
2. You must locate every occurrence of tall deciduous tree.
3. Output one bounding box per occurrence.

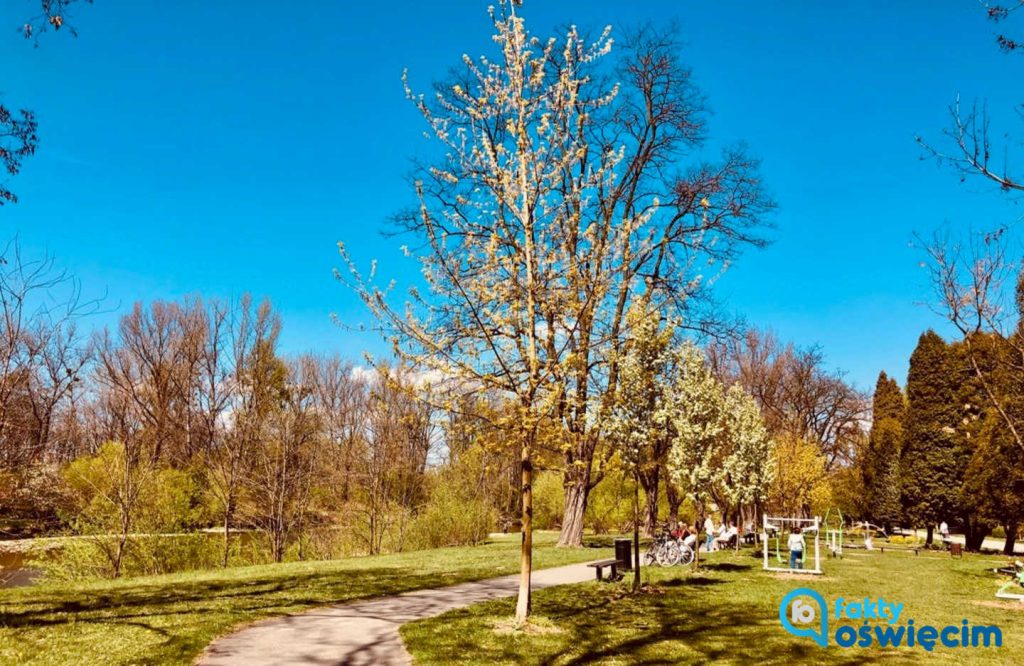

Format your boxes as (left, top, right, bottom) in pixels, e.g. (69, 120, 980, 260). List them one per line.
(342, 1, 771, 620)
(708, 328, 868, 469)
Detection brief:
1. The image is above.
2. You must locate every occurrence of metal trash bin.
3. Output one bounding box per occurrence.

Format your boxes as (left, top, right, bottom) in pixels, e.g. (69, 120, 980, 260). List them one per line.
(614, 538, 633, 570)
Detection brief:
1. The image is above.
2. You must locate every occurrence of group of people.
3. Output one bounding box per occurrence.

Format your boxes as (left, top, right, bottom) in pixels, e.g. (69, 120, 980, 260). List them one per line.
(700, 517, 740, 552)
(668, 523, 699, 549)
(666, 518, 739, 553)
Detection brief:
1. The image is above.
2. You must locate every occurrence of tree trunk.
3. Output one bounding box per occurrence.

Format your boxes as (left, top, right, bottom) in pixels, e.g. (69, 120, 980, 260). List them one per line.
(113, 533, 127, 579)
(514, 442, 533, 624)
(925, 525, 934, 546)
(632, 468, 640, 592)
(999, 520, 1015, 553)
(222, 509, 231, 568)
(1003, 524, 1017, 556)
(665, 476, 682, 529)
(557, 473, 590, 547)
(639, 468, 659, 537)
(963, 515, 990, 551)
(113, 510, 132, 579)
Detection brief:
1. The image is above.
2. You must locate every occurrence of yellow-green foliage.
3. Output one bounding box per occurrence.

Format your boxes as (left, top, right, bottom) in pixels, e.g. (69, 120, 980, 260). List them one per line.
(531, 471, 565, 530)
(407, 482, 496, 550)
(62, 442, 205, 533)
(768, 434, 832, 516)
(405, 448, 498, 550)
(585, 467, 633, 534)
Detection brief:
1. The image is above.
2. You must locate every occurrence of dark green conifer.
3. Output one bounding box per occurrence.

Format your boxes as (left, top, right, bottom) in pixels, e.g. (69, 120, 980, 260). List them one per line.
(901, 331, 959, 543)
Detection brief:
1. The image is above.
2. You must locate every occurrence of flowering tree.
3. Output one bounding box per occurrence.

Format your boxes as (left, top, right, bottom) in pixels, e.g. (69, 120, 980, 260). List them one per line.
(607, 305, 674, 589)
(342, 0, 771, 620)
(607, 305, 676, 539)
(719, 385, 774, 517)
(667, 343, 773, 533)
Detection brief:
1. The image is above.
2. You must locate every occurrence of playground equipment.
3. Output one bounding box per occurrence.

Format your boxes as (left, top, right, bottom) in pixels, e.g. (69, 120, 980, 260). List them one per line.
(762, 515, 822, 575)
(994, 560, 1024, 602)
(823, 507, 844, 558)
(847, 521, 885, 550)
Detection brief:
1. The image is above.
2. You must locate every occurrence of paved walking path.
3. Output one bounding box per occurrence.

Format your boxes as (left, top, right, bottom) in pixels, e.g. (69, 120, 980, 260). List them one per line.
(199, 561, 598, 666)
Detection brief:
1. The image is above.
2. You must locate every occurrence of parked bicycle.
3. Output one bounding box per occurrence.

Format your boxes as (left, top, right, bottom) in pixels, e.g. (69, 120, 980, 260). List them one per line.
(643, 526, 695, 567)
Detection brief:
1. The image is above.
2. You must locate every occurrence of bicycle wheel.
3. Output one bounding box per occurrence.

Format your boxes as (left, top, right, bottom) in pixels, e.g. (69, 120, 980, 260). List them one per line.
(656, 541, 682, 566)
(678, 543, 695, 566)
(643, 548, 657, 567)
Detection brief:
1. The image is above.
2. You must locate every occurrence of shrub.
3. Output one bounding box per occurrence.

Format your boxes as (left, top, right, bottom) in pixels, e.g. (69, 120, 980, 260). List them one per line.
(406, 483, 495, 550)
(29, 533, 224, 581)
(61, 443, 206, 535)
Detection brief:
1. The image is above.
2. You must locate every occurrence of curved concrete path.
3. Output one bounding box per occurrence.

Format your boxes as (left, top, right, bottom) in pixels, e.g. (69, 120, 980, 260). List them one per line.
(199, 561, 599, 665)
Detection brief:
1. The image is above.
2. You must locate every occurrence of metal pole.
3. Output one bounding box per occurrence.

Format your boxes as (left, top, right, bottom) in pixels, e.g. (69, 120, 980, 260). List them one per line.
(762, 514, 768, 570)
(814, 516, 821, 573)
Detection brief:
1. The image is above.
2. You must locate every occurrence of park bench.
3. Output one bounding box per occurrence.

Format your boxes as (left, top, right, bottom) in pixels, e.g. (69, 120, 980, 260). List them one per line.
(587, 558, 621, 581)
(879, 544, 920, 555)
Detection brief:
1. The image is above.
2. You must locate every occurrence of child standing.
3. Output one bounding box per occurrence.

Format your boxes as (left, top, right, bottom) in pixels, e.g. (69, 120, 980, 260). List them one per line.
(787, 526, 806, 569)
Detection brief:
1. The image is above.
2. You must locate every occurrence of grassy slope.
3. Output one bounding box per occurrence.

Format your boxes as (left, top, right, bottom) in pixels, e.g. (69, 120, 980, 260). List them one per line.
(402, 546, 1024, 665)
(0, 532, 609, 666)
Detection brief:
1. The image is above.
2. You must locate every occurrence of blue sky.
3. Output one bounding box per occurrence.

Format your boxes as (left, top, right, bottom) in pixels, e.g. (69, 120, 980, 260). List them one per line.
(1, 0, 1020, 390)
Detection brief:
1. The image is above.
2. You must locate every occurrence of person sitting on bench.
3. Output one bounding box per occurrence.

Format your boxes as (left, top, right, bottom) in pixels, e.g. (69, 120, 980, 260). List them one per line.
(714, 523, 738, 549)
(677, 523, 698, 549)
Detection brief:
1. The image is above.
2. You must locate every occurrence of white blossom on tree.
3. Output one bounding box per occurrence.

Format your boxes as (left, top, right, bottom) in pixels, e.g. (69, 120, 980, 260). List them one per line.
(666, 343, 774, 520)
(719, 384, 774, 512)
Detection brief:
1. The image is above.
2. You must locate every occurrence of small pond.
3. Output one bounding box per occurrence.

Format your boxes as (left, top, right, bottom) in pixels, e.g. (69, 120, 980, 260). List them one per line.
(0, 548, 40, 588)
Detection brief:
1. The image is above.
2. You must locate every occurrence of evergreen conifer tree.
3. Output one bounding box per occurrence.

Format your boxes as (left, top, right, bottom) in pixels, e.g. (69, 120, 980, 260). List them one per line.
(901, 331, 960, 544)
(863, 372, 904, 528)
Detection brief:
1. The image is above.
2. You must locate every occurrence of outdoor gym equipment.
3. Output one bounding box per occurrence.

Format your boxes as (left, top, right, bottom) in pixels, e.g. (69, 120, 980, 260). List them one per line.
(762, 515, 822, 575)
(847, 521, 885, 550)
(823, 507, 844, 558)
(994, 560, 1024, 602)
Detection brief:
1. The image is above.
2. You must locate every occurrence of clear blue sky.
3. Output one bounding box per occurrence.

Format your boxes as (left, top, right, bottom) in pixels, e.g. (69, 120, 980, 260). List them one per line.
(1, 0, 1020, 390)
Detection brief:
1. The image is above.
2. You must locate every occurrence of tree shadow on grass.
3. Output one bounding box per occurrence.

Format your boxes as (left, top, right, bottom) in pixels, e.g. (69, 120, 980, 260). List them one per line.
(658, 576, 724, 588)
(0, 567, 495, 631)
(700, 561, 753, 573)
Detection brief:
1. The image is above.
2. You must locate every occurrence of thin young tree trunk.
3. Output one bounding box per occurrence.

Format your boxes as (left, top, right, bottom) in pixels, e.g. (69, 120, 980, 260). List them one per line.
(114, 512, 130, 578)
(514, 441, 533, 624)
(665, 475, 681, 529)
(632, 468, 640, 592)
(222, 508, 231, 568)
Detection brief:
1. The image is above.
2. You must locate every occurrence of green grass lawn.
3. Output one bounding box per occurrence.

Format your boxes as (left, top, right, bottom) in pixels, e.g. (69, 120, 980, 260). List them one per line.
(0, 532, 610, 666)
(402, 546, 1024, 665)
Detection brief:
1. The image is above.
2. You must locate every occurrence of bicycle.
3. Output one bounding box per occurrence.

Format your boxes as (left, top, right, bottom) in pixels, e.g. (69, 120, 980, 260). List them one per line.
(643, 527, 695, 567)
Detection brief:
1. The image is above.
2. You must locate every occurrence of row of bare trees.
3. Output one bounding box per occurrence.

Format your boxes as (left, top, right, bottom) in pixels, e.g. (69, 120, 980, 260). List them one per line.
(0, 242, 456, 574)
(708, 328, 869, 469)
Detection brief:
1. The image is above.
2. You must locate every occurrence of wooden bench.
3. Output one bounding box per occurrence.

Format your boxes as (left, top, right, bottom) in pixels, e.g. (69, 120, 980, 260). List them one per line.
(879, 545, 919, 555)
(587, 558, 621, 581)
